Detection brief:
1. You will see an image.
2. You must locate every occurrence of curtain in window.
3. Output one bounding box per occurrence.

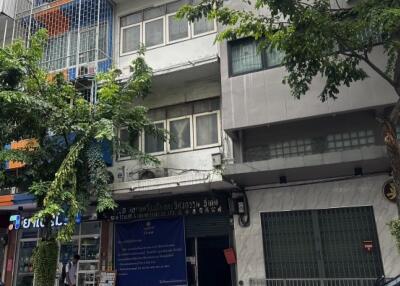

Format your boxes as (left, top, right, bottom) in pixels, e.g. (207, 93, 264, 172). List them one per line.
(231, 40, 262, 75)
(145, 18, 164, 47)
(265, 46, 284, 67)
(79, 29, 96, 64)
(196, 113, 218, 146)
(193, 17, 214, 35)
(170, 119, 191, 150)
(168, 15, 188, 42)
(145, 123, 165, 153)
(122, 25, 140, 53)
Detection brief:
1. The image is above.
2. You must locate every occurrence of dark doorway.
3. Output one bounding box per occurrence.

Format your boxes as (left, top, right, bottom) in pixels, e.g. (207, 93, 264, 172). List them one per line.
(197, 236, 232, 286)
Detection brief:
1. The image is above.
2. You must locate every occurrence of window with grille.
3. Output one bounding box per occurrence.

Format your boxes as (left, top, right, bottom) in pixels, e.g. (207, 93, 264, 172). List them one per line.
(261, 207, 384, 279)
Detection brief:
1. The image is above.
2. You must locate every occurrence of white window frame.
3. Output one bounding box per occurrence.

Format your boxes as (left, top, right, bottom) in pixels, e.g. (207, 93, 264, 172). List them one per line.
(193, 110, 221, 149)
(191, 18, 217, 38)
(117, 126, 142, 161)
(167, 115, 193, 153)
(166, 12, 191, 44)
(142, 120, 167, 155)
(143, 16, 166, 49)
(120, 22, 142, 56)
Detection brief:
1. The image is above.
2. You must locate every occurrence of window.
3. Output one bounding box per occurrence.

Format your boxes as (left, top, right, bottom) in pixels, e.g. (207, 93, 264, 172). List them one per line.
(194, 112, 220, 148)
(167, 14, 189, 42)
(144, 17, 165, 47)
(118, 127, 140, 159)
(230, 38, 262, 75)
(229, 38, 285, 76)
(192, 17, 215, 36)
(168, 116, 192, 151)
(121, 24, 141, 54)
(144, 122, 166, 154)
(119, 0, 216, 55)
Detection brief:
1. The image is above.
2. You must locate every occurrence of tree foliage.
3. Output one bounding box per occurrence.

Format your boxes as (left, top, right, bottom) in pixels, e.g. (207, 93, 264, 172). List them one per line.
(178, 0, 400, 244)
(0, 30, 161, 241)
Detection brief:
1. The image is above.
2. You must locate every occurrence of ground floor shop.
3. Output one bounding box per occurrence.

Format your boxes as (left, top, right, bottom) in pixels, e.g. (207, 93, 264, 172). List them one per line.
(5, 219, 101, 286)
(233, 174, 400, 286)
(101, 193, 234, 286)
(4, 193, 234, 286)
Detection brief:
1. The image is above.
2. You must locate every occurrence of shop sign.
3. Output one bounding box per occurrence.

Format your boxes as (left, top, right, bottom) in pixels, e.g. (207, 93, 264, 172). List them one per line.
(382, 178, 398, 203)
(9, 214, 81, 230)
(115, 217, 187, 286)
(362, 240, 373, 252)
(101, 195, 229, 222)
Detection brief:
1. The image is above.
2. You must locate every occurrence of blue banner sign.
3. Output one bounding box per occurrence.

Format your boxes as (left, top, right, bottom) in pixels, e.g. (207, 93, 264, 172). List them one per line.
(9, 213, 81, 230)
(115, 217, 187, 286)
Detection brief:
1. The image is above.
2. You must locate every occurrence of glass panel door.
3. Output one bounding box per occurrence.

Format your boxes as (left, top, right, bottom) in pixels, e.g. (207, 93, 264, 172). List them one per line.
(15, 241, 36, 286)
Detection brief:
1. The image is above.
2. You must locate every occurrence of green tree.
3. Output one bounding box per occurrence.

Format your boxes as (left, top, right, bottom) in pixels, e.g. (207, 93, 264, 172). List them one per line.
(0, 30, 162, 285)
(178, 0, 400, 245)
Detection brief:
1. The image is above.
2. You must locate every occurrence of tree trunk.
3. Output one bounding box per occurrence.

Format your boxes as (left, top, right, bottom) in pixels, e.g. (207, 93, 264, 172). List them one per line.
(382, 117, 400, 217)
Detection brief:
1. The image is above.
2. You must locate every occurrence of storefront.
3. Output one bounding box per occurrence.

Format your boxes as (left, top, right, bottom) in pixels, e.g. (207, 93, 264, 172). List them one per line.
(101, 193, 234, 286)
(6, 215, 101, 286)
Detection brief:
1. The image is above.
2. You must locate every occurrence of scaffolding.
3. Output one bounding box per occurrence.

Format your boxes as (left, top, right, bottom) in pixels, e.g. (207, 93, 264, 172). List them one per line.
(5, 0, 113, 81)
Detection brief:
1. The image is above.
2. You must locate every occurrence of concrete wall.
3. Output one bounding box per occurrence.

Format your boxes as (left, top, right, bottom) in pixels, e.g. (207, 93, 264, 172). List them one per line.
(220, 43, 398, 131)
(114, 0, 218, 75)
(234, 175, 400, 285)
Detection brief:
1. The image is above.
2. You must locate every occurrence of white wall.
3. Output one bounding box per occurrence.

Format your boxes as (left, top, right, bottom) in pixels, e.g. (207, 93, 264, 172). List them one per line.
(234, 175, 400, 285)
(114, 0, 218, 76)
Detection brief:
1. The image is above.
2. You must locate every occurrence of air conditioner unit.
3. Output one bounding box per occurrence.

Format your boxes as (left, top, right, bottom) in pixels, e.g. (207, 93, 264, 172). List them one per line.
(138, 168, 168, 180)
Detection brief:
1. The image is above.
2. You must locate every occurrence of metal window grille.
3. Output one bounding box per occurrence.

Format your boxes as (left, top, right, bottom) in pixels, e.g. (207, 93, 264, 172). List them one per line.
(10, 0, 113, 80)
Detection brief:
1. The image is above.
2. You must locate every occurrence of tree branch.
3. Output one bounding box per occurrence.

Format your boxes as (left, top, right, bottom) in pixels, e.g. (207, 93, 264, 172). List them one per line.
(341, 51, 397, 90)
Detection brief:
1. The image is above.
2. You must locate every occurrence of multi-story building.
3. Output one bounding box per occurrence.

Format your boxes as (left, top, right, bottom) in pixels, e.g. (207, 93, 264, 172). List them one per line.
(1, 0, 400, 286)
(219, 2, 400, 286)
(0, 1, 235, 286)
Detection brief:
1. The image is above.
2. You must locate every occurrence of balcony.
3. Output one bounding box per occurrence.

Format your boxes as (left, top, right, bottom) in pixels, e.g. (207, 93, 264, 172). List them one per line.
(11, 0, 113, 78)
(223, 111, 390, 186)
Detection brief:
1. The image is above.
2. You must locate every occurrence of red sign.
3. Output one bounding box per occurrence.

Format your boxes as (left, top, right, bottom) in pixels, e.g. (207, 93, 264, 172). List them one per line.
(224, 248, 236, 265)
(7, 259, 13, 272)
(363, 240, 373, 252)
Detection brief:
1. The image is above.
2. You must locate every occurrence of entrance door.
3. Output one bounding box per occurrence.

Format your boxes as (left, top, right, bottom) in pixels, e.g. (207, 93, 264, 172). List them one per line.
(186, 236, 232, 286)
(197, 236, 231, 286)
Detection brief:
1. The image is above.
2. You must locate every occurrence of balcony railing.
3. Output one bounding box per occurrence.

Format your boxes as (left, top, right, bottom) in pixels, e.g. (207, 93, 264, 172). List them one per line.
(249, 278, 379, 286)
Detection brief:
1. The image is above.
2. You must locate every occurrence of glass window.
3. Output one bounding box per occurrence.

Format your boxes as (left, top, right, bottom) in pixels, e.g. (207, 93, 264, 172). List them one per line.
(169, 118, 191, 150)
(145, 18, 164, 47)
(16, 241, 36, 286)
(80, 237, 100, 260)
(122, 25, 141, 54)
(195, 113, 219, 147)
(144, 6, 165, 20)
(81, 221, 101, 235)
(119, 127, 140, 159)
(168, 14, 189, 42)
(145, 122, 165, 153)
(121, 12, 143, 27)
(192, 17, 215, 36)
(167, 0, 189, 14)
(230, 39, 262, 75)
(59, 239, 79, 264)
(265, 46, 284, 68)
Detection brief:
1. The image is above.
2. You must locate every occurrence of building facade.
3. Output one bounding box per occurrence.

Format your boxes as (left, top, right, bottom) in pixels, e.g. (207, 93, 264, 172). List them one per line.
(0, 0, 400, 286)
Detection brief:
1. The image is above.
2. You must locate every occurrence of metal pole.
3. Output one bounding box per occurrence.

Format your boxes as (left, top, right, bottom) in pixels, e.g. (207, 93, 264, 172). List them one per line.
(27, 0, 34, 47)
(2, 18, 8, 48)
(75, 0, 82, 78)
(11, 0, 19, 42)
